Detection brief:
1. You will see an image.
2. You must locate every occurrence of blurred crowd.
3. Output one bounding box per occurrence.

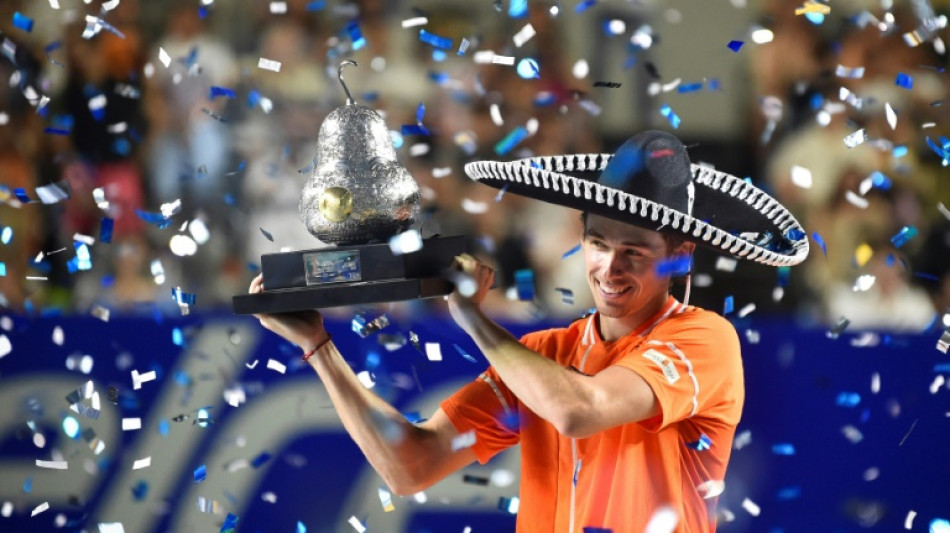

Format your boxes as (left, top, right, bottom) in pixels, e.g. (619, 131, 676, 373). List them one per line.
(0, 0, 947, 333)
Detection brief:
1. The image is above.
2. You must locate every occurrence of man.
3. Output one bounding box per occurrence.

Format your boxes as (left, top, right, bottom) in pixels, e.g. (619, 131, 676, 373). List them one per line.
(250, 131, 809, 531)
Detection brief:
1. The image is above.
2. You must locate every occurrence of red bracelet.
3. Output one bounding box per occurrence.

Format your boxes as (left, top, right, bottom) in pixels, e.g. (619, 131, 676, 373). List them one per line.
(301, 334, 332, 362)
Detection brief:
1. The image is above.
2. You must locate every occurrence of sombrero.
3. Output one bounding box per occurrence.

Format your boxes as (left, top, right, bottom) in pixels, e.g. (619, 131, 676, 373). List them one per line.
(464, 130, 809, 267)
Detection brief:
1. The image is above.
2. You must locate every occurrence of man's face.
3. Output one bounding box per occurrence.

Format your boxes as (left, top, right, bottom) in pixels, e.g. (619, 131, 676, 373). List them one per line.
(582, 214, 687, 319)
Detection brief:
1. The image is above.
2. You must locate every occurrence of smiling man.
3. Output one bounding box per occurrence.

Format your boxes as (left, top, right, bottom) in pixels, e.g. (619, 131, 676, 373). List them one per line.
(250, 131, 809, 532)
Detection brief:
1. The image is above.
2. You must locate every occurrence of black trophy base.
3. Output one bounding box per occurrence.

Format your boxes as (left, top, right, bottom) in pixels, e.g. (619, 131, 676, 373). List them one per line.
(232, 235, 471, 314)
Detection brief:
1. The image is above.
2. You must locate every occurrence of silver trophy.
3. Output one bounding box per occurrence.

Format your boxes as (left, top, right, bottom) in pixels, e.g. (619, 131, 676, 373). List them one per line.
(233, 61, 469, 314)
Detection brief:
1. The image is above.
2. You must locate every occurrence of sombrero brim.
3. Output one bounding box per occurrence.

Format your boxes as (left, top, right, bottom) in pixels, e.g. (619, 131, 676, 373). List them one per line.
(464, 153, 809, 267)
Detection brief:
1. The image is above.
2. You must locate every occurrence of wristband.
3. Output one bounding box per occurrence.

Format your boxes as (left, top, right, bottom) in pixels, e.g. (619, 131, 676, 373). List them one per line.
(301, 334, 332, 362)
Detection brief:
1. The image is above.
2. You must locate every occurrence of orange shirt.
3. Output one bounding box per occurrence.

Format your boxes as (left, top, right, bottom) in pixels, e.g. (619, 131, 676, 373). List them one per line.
(441, 296, 744, 532)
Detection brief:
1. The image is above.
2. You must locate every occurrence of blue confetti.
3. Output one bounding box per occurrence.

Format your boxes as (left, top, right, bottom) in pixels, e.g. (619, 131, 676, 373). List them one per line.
(707, 78, 722, 91)
(869, 171, 892, 190)
(99, 217, 114, 243)
(453, 343, 478, 364)
(345, 20, 365, 50)
(44, 41, 62, 54)
(805, 11, 825, 24)
(811, 231, 827, 256)
(401, 124, 429, 136)
(777, 266, 790, 287)
(509, 0, 528, 17)
(494, 126, 528, 156)
(534, 91, 557, 106)
(193, 464, 207, 483)
(297, 521, 307, 533)
(514, 269, 535, 301)
(686, 433, 712, 451)
(835, 392, 861, 407)
(171, 287, 197, 306)
(23, 477, 32, 493)
(247, 89, 261, 108)
(419, 29, 453, 49)
(659, 103, 681, 129)
(895, 72, 913, 89)
(135, 209, 173, 229)
(777, 486, 802, 500)
(209, 86, 236, 100)
(1, 227, 12, 244)
(220, 513, 239, 533)
(516, 58, 540, 79)
(172, 327, 184, 346)
(498, 496, 520, 514)
(678, 82, 703, 93)
(432, 49, 447, 62)
(727, 40, 744, 52)
(562, 244, 582, 259)
(656, 255, 692, 276)
(305, 1, 326, 11)
(494, 182, 510, 202)
(428, 70, 449, 85)
(893, 145, 908, 158)
(12, 12, 33, 32)
(43, 127, 71, 135)
(13, 188, 31, 203)
(925, 136, 950, 163)
(251, 452, 272, 468)
(158, 419, 170, 436)
(583, 529, 613, 533)
(575, 0, 597, 13)
(132, 480, 149, 501)
(415, 102, 426, 124)
(772, 443, 796, 455)
(890, 226, 918, 248)
(723, 295, 734, 315)
(0, 263, 6, 276)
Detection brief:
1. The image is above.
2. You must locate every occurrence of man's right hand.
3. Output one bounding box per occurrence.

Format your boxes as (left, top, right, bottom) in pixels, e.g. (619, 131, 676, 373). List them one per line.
(249, 274, 329, 353)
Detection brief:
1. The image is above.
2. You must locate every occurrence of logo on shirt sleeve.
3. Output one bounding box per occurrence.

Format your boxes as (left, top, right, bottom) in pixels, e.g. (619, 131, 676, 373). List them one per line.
(642, 348, 680, 384)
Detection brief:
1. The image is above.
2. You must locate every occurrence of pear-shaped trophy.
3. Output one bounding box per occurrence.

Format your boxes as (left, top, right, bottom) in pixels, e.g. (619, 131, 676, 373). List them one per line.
(233, 61, 470, 314)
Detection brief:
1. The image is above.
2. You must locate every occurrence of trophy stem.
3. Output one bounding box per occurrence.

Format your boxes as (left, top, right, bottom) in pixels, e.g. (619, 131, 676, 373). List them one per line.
(338, 60, 358, 105)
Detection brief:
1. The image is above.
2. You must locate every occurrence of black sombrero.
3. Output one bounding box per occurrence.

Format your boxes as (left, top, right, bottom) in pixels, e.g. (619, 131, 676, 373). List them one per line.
(464, 130, 809, 267)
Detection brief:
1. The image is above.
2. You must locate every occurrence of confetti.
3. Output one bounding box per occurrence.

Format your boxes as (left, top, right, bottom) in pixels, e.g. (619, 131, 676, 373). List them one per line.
(789, 165, 812, 188)
(562, 244, 582, 259)
(726, 40, 744, 52)
(772, 443, 795, 455)
(795, 1, 830, 15)
(345, 20, 365, 50)
(35, 459, 68, 469)
(348, 516, 367, 532)
(31, 502, 50, 516)
(132, 457, 151, 470)
(258, 57, 281, 72)
(424, 342, 442, 361)
(843, 129, 868, 148)
(35, 183, 70, 204)
(513, 23, 536, 47)
(12, 12, 34, 32)
(99, 218, 114, 243)
(121, 418, 141, 431)
(643, 504, 678, 533)
(741, 497, 761, 516)
(491, 54, 516, 66)
(377, 486, 395, 512)
(575, 0, 597, 13)
(937, 329, 950, 354)
(659, 104, 681, 129)
(737, 303, 755, 318)
(835, 65, 865, 79)
(890, 226, 918, 248)
(0, 334, 10, 358)
(686, 433, 712, 451)
(453, 343, 479, 363)
(827, 317, 850, 339)
(91, 305, 111, 322)
(419, 29, 452, 49)
(895, 72, 913, 89)
(494, 126, 528, 155)
(514, 269, 535, 301)
(131, 369, 156, 390)
(352, 313, 389, 338)
(885, 102, 897, 130)
(593, 81, 622, 88)
(401, 16, 428, 28)
(836, 392, 861, 407)
(451, 430, 476, 451)
(555, 288, 575, 305)
(266, 359, 286, 374)
(209, 86, 236, 100)
(930, 518, 950, 532)
(723, 296, 734, 315)
(516, 58, 540, 79)
(193, 464, 207, 483)
(220, 513, 238, 533)
(811, 232, 827, 256)
(656, 255, 692, 276)
(99, 523, 125, 533)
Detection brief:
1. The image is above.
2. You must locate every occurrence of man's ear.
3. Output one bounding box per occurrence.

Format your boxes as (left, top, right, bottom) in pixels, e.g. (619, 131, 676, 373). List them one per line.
(676, 241, 696, 257)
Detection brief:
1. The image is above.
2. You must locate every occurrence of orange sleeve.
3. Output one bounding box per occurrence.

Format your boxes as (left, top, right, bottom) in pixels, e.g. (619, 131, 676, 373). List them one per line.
(613, 311, 743, 432)
(440, 366, 521, 464)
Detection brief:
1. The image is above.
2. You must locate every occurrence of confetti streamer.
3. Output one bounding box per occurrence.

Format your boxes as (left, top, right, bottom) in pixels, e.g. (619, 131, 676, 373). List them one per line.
(656, 255, 692, 276)
(494, 126, 528, 155)
(220, 513, 239, 533)
(209, 86, 236, 100)
(835, 64, 865, 79)
(401, 16, 428, 28)
(453, 343, 478, 363)
(132, 457, 151, 470)
(513, 23, 536, 47)
(726, 40, 744, 52)
(575, 0, 597, 13)
(514, 269, 535, 301)
(723, 296, 734, 315)
(843, 129, 868, 148)
(827, 317, 850, 339)
(193, 464, 207, 483)
(686, 433, 712, 451)
(811, 232, 827, 256)
(890, 226, 918, 248)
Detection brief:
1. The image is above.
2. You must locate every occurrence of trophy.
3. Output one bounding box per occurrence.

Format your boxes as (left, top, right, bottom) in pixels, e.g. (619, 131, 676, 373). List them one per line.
(232, 61, 470, 315)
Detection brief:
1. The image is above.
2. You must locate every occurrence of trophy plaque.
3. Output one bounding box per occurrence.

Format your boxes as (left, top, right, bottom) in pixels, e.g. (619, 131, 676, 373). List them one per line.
(232, 61, 469, 315)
